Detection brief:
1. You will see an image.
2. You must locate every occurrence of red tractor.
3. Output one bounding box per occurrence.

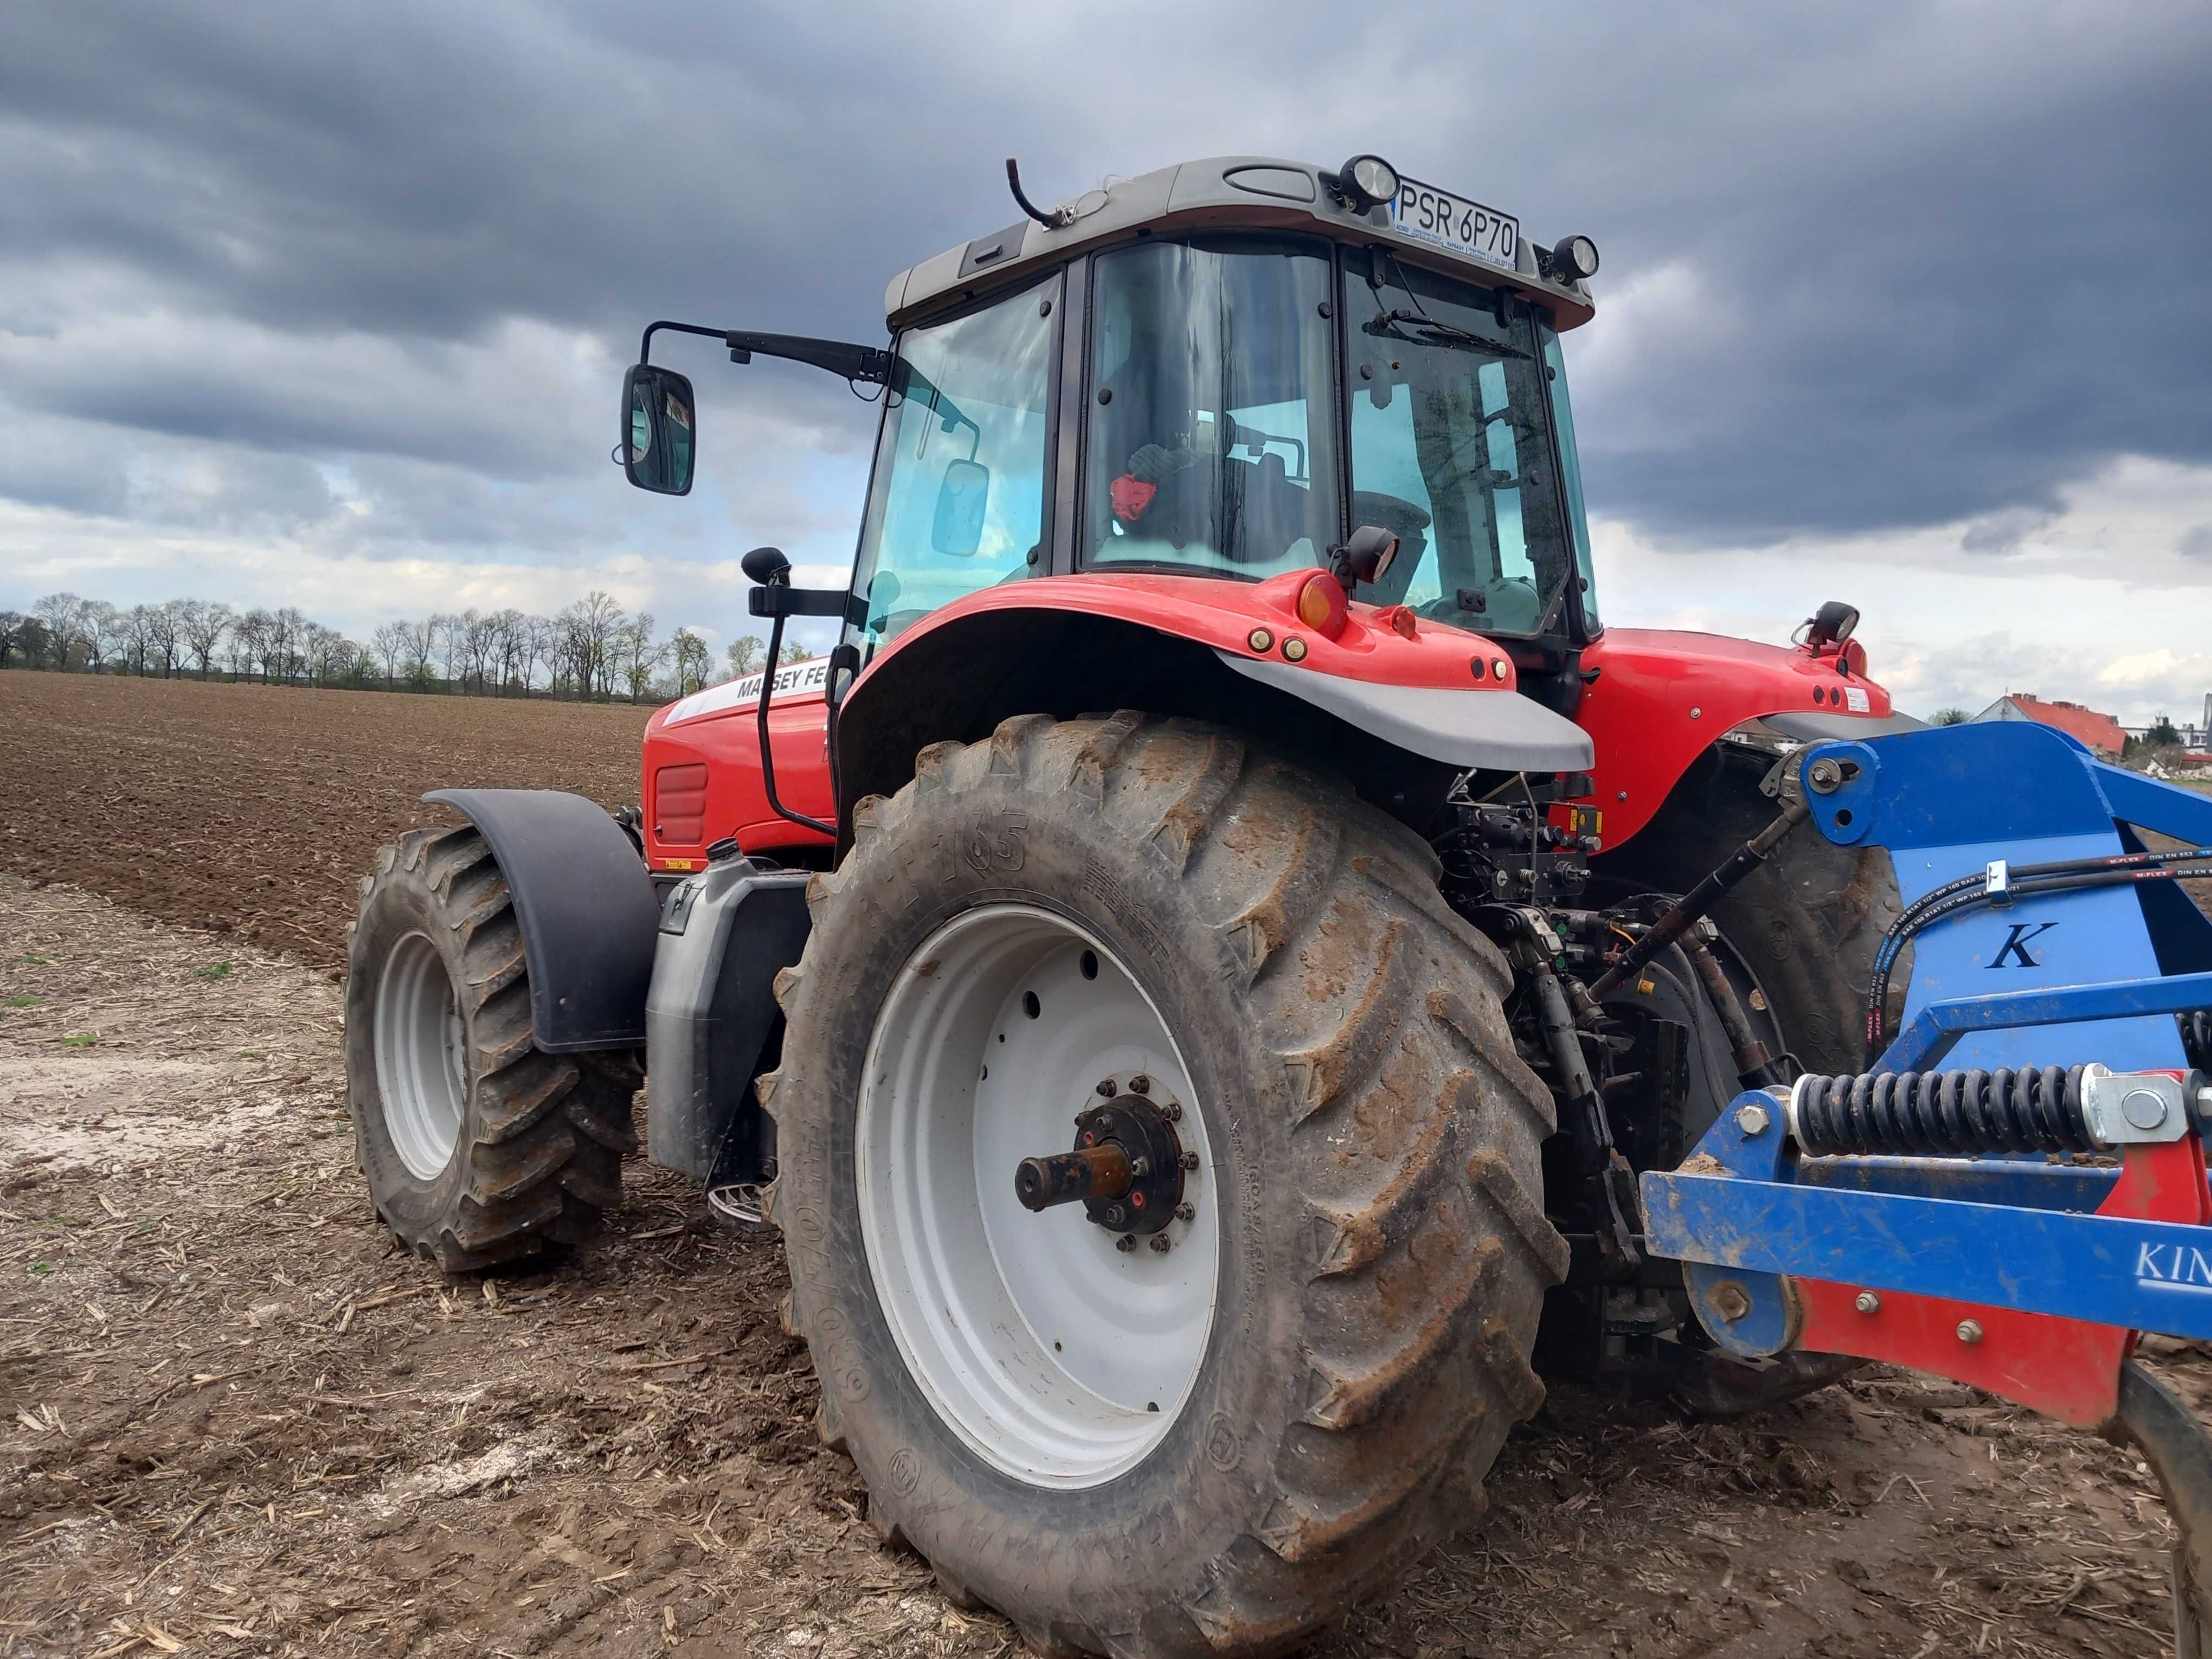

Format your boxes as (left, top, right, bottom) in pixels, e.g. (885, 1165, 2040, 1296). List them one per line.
(346, 155, 1918, 1657)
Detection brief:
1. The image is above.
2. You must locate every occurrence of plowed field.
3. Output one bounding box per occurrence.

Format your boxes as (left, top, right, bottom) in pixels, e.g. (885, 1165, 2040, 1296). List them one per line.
(0, 673, 651, 971)
(2, 670, 2205, 1658)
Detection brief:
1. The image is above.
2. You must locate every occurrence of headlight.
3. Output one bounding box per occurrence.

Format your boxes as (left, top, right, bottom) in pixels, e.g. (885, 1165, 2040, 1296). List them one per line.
(1335, 154, 1400, 211)
(1549, 234, 1600, 282)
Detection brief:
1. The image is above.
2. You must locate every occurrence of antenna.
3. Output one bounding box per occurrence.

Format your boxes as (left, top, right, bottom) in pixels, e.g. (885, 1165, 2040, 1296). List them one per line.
(1006, 158, 1071, 229)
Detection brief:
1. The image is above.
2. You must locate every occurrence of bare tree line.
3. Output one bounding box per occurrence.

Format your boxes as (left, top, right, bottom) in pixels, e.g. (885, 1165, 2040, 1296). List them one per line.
(0, 591, 806, 701)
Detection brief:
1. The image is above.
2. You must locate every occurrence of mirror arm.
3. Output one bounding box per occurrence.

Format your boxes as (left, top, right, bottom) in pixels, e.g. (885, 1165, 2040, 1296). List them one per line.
(726, 331, 893, 384)
(638, 319, 729, 363)
(639, 321, 894, 386)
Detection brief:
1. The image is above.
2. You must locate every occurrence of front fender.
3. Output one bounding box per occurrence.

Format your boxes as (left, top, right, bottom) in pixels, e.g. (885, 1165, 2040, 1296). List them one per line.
(422, 788, 658, 1052)
(1574, 628, 1918, 848)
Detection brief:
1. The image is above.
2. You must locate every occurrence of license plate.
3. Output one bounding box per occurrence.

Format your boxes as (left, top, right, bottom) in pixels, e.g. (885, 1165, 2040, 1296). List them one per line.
(1390, 177, 1519, 272)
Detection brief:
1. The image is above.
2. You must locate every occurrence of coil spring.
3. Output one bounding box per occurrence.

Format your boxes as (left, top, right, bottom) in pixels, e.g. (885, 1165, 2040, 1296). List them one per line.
(2183, 1011, 2212, 1072)
(1793, 1065, 2093, 1158)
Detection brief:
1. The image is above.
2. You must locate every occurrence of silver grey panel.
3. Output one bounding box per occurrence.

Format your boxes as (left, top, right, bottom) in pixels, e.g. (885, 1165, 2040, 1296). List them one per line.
(886, 156, 1594, 332)
(1217, 650, 1596, 774)
(1763, 709, 1928, 742)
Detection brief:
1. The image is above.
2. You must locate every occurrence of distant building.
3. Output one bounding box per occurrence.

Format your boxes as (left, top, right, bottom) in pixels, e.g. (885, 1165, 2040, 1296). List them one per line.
(1972, 693, 2129, 758)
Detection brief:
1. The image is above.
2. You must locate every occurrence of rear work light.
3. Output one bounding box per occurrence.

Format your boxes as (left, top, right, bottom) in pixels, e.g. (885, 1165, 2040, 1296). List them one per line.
(1294, 571, 1349, 639)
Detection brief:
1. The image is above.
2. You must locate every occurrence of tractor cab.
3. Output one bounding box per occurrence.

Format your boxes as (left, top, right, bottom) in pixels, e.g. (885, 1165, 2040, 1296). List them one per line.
(622, 153, 1605, 677)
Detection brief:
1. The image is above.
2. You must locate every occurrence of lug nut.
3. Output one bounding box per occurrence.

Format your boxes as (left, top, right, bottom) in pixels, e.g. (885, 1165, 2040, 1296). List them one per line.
(1102, 1203, 1127, 1227)
(1180, 1151, 1200, 1171)
(1957, 1319, 1984, 1345)
(1175, 1203, 1195, 1222)
(1115, 1234, 1136, 1253)
(1164, 1102, 1183, 1121)
(1148, 1235, 1172, 1254)
(1096, 1079, 1117, 1097)
(1129, 1075, 1152, 1096)
(1710, 1281, 1752, 1322)
(1855, 1291, 1881, 1315)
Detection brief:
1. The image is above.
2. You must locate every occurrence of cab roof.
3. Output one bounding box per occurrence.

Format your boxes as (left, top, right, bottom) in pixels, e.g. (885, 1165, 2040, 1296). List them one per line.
(884, 155, 1597, 333)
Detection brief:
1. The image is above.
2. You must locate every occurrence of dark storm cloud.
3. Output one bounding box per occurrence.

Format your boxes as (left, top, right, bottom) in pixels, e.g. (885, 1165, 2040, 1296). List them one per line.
(0, 1, 2207, 552)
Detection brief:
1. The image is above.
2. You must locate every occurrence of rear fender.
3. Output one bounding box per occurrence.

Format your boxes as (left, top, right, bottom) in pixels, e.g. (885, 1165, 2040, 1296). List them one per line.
(834, 573, 1594, 834)
(422, 788, 659, 1052)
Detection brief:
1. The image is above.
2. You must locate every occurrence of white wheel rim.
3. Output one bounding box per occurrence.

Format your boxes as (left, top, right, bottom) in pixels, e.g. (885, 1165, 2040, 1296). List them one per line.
(375, 930, 467, 1180)
(856, 904, 1219, 1489)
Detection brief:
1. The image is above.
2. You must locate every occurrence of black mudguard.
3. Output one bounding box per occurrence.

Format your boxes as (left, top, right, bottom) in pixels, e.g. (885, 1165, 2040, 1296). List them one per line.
(644, 858, 812, 1184)
(422, 788, 659, 1052)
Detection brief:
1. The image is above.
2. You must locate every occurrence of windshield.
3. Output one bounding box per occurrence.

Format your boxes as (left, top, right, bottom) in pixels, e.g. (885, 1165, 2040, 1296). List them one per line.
(847, 275, 1057, 659)
(1343, 257, 1577, 637)
(1085, 237, 1340, 576)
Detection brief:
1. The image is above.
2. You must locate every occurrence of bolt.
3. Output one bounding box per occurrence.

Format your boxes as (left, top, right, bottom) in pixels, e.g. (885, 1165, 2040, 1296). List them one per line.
(2122, 1088, 2170, 1131)
(1806, 757, 1845, 795)
(1096, 1079, 1117, 1097)
(1115, 1234, 1136, 1253)
(1735, 1103, 1772, 1137)
(1957, 1319, 1984, 1345)
(1854, 1291, 1881, 1315)
(1128, 1156, 1150, 1178)
(1148, 1235, 1172, 1254)
(1129, 1075, 1152, 1096)
(1102, 1203, 1126, 1227)
(1181, 1151, 1200, 1171)
(1710, 1282, 1752, 1322)
(1164, 1102, 1183, 1121)
(1175, 1203, 1195, 1222)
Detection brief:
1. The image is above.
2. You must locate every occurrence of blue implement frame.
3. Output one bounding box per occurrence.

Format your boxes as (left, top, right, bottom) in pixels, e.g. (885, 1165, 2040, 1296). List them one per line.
(1797, 721, 2212, 1072)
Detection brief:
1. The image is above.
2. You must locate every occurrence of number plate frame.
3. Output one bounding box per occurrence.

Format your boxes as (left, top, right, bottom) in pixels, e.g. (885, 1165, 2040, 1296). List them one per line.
(1388, 178, 1520, 273)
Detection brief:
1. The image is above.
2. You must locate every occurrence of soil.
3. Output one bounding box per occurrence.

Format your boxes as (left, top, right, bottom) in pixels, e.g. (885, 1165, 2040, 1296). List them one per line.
(3, 672, 2210, 1658)
(0, 673, 651, 973)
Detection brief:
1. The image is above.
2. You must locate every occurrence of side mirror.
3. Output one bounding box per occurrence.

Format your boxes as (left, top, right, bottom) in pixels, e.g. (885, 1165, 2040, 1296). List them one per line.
(931, 458, 991, 556)
(620, 365, 697, 496)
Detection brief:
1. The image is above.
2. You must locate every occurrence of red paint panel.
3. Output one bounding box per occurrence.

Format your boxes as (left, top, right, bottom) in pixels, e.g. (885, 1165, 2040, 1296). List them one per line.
(640, 687, 834, 866)
(1571, 628, 1898, 846)
(848, 570, 1529, 695)
(651, 762, 710, 845)
(1792, 1138, 2211, 1430)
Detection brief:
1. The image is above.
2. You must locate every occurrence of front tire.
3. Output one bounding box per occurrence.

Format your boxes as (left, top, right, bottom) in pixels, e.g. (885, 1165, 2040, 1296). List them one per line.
(345, 824, 636, 1271)
(762, 713, 1566, 1659)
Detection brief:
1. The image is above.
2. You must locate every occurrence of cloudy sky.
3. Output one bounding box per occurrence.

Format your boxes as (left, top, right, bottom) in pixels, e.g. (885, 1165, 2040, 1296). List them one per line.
(3, 2, 2208, 723)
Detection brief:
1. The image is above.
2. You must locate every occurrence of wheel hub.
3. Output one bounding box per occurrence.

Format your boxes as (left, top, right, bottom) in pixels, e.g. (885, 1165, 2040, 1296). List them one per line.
(1015, 1077, 1191, 1237)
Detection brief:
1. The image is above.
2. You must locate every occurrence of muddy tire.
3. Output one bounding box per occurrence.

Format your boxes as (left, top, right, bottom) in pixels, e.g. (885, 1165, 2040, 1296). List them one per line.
(761, 712, 1567, 1659)
(344, 823, 636, 1271)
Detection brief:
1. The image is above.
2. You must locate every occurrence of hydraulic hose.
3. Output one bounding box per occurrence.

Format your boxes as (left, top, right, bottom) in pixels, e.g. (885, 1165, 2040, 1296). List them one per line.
(1587, 798, 1811, 1002)
(1863, 851, 2212, 1062)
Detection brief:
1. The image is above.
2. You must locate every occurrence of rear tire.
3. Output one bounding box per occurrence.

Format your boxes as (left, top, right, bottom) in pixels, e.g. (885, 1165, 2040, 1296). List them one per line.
(762, 713, 1567, 1659)
(345, 824, 636, 1271)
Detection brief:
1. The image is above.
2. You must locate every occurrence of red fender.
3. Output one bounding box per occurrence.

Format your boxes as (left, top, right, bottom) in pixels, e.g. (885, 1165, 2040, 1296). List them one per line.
(637, 581, 1902, 869)
(1570, 628, 1898, 846)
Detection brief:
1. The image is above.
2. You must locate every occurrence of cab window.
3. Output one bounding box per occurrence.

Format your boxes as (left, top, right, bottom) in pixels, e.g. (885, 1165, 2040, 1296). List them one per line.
(1084, 237, 1340, 577)
(848, 276, 1058, 657)
(1343, 260, 1576, 638)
